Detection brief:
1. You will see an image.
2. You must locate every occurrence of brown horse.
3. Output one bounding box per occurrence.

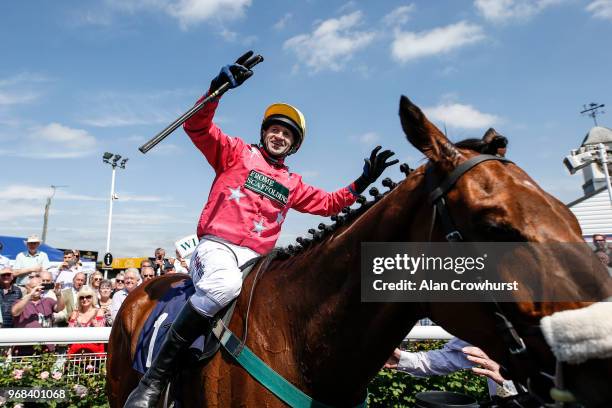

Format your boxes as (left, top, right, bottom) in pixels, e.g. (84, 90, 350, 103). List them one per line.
(107, 96, 612, 407)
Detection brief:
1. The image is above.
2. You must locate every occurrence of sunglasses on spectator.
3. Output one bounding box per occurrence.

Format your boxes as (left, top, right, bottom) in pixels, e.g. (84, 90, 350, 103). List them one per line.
(1, 273, 12, 277)
(595, 239, 606, 242)
(116, 279, 124, 283)
(79, 295, 93, 300)
(93, 277, 102, 281)
(143, 274, 154, 278)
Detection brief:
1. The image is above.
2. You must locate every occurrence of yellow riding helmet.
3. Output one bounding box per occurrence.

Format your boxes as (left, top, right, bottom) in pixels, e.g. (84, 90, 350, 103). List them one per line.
(261, 103, 306, 155)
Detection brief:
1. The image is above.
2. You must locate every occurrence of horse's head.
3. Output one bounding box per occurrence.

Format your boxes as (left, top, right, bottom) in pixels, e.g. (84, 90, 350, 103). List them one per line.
(398, 95, 612, 406)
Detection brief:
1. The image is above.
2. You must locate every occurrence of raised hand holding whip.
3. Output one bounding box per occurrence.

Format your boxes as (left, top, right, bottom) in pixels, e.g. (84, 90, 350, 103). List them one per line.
(139, 50, 264, 154)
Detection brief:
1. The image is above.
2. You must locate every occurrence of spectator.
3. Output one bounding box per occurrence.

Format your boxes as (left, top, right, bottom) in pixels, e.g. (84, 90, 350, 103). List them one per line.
(592, 234, 611, 259)
(110, 268, 139, 321)
(0, 267, 22, 328)
(53, 250, 82, 289)
(72, 249, 83, 267)
(384, 338, 517, 397)
(89, 271, 103, 294)
(172, 250, 189, 274)
(150, 248, 172, 276)
(98, 279, 113, 325)
(140, 266, 155, 282)
(12, 235, 50, 286)
(112, 272, 125, 297)
(140, 259, 153, 269)
(56, 272, 86, 326)
(39, 271, 56, 300)
(12, 277, 64, 328)
(0, 242, 9, 268)
(67, 286, 106, 355)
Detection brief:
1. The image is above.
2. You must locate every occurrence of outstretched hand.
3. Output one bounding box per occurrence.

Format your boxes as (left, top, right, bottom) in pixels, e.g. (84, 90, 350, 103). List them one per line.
(363, 145, 399, 183)
(351, 145, 399, 195)
(463, 346, 506, 385)
(210, 51, 257, 91)
(383, 348, 402, 370)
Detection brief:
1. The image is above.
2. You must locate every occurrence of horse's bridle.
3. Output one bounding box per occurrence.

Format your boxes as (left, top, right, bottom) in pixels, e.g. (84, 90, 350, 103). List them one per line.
(424, 154, 570, 407)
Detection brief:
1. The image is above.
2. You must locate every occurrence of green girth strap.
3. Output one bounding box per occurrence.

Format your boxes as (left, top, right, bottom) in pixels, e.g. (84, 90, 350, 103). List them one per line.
(213, 322, 367, 408)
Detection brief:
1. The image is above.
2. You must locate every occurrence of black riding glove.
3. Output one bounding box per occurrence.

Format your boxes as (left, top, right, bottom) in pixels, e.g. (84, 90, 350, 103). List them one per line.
(352, 146, 399, 195)
(209, 51, 254, 91)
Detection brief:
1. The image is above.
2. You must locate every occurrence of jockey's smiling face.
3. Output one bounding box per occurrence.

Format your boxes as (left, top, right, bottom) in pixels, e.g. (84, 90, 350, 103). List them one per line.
(262, 124, 295, 157)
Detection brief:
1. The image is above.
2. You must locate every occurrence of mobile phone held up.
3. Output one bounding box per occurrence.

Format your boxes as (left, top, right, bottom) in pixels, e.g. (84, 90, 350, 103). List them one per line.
(42, 283, 55, 291)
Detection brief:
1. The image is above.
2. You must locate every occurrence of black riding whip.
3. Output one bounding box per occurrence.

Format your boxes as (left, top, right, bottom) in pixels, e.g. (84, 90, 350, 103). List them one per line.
(138, 52, 264, 154)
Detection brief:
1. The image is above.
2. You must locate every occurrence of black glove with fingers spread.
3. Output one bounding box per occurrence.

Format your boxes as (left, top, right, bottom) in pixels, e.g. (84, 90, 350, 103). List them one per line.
(352, 146, 399, 195)
(209, 51, 256, 91)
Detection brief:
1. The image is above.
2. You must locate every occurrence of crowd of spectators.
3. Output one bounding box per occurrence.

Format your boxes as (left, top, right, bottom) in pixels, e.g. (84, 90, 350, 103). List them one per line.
(0, 236, 191, 355)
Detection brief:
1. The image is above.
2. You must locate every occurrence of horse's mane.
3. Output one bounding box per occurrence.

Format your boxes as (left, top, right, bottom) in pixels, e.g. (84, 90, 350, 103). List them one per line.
(277, 168, 410, 259)
(277, 137, 497, 258)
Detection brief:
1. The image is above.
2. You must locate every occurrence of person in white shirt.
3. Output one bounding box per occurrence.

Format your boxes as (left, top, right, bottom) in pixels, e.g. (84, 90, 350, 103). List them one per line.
(0, 242, 10, 268)
(384, 337, 517, 397)
(53, 250, 83, 289)
(171, 250, 189, 274)
(13, 235, 50, 286)
(110, 268, 140, 322)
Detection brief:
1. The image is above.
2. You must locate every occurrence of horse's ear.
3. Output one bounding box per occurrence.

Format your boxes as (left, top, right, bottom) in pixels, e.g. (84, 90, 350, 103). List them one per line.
(482, 128, 498, 143)
(399, 95, 460, 168)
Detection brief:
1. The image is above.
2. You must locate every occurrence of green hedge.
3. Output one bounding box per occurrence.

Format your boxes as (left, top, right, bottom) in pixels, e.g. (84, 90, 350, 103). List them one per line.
(0, 348, 108, 408)
(0, 341, 487, 407)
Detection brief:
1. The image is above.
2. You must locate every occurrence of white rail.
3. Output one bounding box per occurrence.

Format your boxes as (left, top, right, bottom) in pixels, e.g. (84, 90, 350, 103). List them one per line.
(0, 326, 452, 347)
(0, 327, 112, 346)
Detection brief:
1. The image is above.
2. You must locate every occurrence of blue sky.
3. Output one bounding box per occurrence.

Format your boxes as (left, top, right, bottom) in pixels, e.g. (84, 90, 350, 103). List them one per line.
(1, 0, 612, 257)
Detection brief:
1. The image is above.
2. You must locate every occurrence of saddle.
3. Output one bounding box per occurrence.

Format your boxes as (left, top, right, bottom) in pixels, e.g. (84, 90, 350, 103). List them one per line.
(132, 253, 268, 375)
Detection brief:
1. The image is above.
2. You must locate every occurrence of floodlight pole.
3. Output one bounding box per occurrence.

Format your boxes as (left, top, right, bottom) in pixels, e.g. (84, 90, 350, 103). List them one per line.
(596, 143, 612, 206)
(106, 165, 117, 255)
(103, 153, 127, 256)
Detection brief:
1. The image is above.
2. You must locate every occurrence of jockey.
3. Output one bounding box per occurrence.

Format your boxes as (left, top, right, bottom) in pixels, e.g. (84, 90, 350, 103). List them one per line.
(125, 52, 398, 408)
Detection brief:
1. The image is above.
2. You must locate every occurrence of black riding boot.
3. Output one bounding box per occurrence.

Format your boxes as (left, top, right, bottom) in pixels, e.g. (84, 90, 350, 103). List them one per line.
(124, 301, 212, 408)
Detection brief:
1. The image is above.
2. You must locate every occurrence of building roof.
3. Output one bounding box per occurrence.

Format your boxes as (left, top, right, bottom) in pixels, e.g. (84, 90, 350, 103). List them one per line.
(581, 126, 612, 146)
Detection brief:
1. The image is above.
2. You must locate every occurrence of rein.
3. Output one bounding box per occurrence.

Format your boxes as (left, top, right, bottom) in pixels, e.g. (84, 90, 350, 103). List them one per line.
(424, 154, 570, 406)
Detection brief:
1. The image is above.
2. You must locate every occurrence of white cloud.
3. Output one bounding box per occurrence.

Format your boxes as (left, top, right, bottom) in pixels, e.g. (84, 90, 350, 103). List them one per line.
(0, 91, 39, 106)
(105, 0, 251, 29)
(474, 0, 565, 22)
(391, 21, 485, 63)
(423, 102, 501, 129)
(586, 0, 612, 20)
(0, 72, 49, 106)
(24, 123, 97, 158)
(358, 132, 381, 144)
(273, 13, 292, 30)
(383, 4, 415, 26)
(77, 89, 189, 128)
(284, 11, 376, 73)
(0, 123, 98, 159)
(0, 202, 42, 222)
(0, 185, 163, 202)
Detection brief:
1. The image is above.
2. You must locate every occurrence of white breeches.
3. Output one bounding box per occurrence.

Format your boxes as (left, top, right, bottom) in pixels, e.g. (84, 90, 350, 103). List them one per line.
(188, 236, 260, 317)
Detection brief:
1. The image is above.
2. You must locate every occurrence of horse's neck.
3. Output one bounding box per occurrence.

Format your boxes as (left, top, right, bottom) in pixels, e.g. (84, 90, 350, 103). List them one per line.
(264, 171, 430, 404)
